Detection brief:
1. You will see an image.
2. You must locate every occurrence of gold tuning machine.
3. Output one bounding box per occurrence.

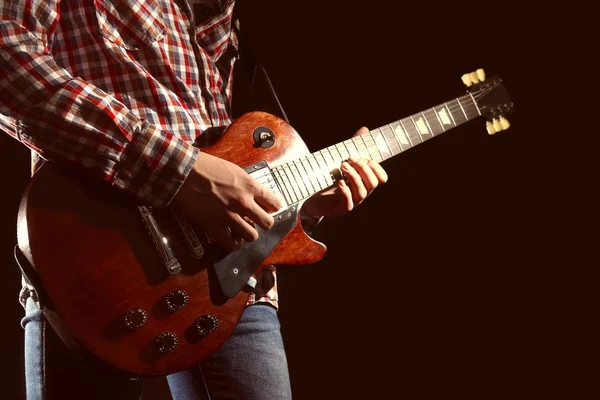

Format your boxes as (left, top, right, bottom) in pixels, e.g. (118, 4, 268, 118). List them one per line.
(486, 116, 510, 135)
(462, 68, 486, 86)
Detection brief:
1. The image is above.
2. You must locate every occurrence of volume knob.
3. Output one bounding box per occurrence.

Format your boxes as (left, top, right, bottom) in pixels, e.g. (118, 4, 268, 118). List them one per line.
(165, 290, 189, 312)
(195, 315, 219, 338)
(155, 332, 179, 354)
(124, 309, 148, 330)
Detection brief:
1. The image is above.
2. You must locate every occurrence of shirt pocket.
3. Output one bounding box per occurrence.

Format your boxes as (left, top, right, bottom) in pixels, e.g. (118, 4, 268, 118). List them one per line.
(93, 0, 166, 50)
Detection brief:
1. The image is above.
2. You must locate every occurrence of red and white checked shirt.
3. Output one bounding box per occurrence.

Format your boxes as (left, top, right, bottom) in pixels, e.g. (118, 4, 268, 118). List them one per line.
(1, 0, 279, 309)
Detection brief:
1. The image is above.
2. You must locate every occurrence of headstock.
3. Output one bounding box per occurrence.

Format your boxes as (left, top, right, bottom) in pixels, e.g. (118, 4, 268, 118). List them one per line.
(462, 69, 515, 135)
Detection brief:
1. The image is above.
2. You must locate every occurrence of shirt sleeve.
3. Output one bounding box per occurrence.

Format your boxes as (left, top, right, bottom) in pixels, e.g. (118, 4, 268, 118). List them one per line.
(0, 0, 199, 207)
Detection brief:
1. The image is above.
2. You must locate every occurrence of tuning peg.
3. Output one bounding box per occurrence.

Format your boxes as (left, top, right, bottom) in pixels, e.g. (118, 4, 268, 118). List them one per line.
(461, 73, 473, 87)
(486, 121, 496, 135)
(470, 71, 480, 84)
(500, 116, 510, 130)
(476, 68, 486, 81)
(493, 118, 503, 132)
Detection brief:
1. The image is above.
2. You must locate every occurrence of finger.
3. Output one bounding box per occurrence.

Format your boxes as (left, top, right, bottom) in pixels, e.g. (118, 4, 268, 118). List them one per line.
(242, 200, 275, 231)
(206, 227, 242, 252)
(352, 126, 369, 138)
(366, 159, 389, 183)
(253, 184, 283, 213)
(341, 160, 367, 204)
(335, 179, 354, 214)
(228, 213, 260, 242)
(348, 157, 379, 193)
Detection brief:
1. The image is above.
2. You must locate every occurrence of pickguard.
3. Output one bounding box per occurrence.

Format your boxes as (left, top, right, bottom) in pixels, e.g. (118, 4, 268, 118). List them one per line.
(213, 206, 298, 298)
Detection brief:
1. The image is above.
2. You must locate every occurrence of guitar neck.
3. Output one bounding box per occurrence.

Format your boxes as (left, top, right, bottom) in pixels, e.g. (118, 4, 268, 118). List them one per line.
(270, 93, 482, 206)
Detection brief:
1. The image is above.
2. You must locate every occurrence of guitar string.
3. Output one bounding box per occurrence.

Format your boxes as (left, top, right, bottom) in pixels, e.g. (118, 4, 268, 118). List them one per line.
(153, 91, 487, 225)
(148, 88, 493, 245)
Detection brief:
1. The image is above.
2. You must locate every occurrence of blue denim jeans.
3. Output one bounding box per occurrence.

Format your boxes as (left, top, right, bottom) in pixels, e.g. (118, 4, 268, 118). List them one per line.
(21, 297, 292, 399)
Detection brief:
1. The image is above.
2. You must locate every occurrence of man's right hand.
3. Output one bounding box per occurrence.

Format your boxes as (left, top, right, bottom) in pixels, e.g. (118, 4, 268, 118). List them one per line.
(173, 152, 282, 252)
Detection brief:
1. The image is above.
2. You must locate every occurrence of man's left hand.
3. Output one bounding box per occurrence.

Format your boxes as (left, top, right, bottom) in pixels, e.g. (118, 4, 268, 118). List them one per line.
(301, 127, 388, 218)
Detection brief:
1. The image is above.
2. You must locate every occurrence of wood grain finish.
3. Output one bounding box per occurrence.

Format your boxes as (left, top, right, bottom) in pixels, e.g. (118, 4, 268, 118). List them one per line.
(17, 112, 328, 376)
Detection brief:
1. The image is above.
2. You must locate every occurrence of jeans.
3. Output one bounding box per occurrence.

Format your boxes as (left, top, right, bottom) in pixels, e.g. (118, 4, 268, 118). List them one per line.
(21, 297, 292, 400)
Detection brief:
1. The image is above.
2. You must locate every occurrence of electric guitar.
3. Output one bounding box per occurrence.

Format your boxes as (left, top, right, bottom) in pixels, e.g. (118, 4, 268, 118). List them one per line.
(15, 69, 514, 376)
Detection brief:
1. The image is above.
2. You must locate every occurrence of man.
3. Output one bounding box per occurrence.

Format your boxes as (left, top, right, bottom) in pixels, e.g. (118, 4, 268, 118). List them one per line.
(1, 0, 387, 398)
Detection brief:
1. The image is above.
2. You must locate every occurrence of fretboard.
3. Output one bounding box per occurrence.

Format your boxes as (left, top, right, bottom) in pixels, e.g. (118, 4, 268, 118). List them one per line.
(271, 93, 481, 206)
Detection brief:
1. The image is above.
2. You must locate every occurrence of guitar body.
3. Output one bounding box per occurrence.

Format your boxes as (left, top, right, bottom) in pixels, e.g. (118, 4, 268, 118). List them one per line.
(17, 111, 327, 376)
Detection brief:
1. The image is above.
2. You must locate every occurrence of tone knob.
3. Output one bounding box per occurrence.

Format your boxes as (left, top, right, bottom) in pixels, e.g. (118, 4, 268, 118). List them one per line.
(195, 315, 219, 338)
(155, 332, 179, 354)
(165, 290, 189, 312)
(124, 309, 148, 330)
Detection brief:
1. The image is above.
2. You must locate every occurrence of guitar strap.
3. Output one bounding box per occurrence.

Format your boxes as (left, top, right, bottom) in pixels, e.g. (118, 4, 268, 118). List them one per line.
(231, 5, 290, 124)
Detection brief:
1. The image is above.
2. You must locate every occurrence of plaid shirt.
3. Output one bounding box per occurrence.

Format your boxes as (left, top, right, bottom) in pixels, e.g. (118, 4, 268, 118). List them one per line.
(1, 0, 279, 309)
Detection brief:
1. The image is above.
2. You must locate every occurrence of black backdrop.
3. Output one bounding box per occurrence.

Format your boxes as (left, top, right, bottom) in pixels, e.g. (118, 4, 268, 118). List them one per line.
(1, 1, 591, 399)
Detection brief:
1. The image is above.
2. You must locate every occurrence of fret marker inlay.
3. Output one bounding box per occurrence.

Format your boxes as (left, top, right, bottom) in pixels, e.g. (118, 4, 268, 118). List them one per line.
(415, 117, 429, 135)
(394, 124, 409, 145)
(438, 108, 452, 125)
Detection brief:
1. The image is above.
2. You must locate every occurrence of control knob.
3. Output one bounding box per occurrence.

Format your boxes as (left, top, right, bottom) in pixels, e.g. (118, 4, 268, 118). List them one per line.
(195, 315, 219, 338)
(155, 332, 179, 354)
(165, 290, 189, 312)
(124, 309, 148, 330)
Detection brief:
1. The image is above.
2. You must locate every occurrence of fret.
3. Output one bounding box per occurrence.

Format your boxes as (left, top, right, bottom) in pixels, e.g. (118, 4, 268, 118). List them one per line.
(462, 94, 480, 119)
(294, 159, 317, 196)
(343, 141, 356, 160)
(370, 135, 383, 160)
(423, 109, 443, 136)
(447, 99, 467, 126)
(337, 141, 349, 159)
(356, 135, 373, 159)
(378, 126, 398, 157)
(333, 144, 347, 162)
(299, 157, 321, 193)
(392, 121, 411, 151)
(431, 107, 446, 133)
(350, 136, 369, 159)
(271, 168, 292, 205)
(283, 164, 305, 200)
(314, 151, 335, 187)
(322, 148, 339, 170)
(362, 135, 375, 159)
(304, 156, 326, 192)
(456, 97, 469, 121)
(406, 116, 424, 144)
(275, 166, 299, 204)
(345, 138, 362, 159)
(289, 162, 310, 198)
(438, 103, 456, 128)
(420, 111, 435, 137)
(382, 125, 402, 155)
(307, 154, 330, 189)
(366, 132, 384, 162)
(468, 92, 482, 116)
(330, 144, 342, 162)
(371, 129, 392, 160)
(309, 153, 325, 188)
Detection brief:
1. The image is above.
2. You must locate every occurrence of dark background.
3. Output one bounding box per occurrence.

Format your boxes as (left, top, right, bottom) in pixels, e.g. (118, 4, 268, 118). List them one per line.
(1, 1, 592, 398)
